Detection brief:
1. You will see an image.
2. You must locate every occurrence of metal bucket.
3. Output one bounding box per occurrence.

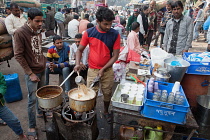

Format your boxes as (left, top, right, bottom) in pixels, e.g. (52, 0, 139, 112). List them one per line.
(196, 95, 210, 127)
(164, 57, 190, 83)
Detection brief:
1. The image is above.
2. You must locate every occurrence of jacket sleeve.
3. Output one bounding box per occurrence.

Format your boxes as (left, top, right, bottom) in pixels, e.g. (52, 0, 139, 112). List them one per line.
(185, 18, 193, 50)
(14, 31, 33, 75)
(163, 21, 170, 51)
(0, 73, 7, 98)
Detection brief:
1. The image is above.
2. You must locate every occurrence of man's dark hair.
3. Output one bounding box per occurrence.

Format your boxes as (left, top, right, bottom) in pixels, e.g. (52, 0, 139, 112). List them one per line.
(171, 1, 183, 9)
(143, 5, 149, 11)
(84, 14, 89, 19)
(166, 0, 173, 6)
(73, 14, 79, 19)
(120, 19, 126, 25)
(87, 23, 94, 29)
(131, 22, 140, 30)
(5, 7, 10, 10)
(58, 8, 61, 12)
(28, 8, 43, 20)
(75, 33, 82, 39)
(96, 7, 115, 22)
(10, 2, 19, 10)
(64, 5, 67, 8)
(65, 8, 70, 13)
(198, 3, 204, 9)
(53, 35, 62, 43)
(47, 6, 51, 10)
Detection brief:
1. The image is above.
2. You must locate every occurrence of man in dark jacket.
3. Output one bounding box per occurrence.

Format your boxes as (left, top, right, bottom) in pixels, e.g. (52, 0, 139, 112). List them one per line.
(0, 72, 27, 140)
(45, 6, 55, 37)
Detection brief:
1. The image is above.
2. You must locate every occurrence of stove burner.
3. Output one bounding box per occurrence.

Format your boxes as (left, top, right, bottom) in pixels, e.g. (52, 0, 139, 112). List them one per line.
(39, 97, 66, 112)
(62, 105, 95, 123)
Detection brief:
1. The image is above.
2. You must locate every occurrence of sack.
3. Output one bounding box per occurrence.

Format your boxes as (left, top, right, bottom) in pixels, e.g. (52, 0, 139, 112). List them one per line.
(45, 30, 55, 37)
(12, 0, 41, 8)
(0, 47, 14, 62)
(0, 18, 7, 35)
(118, 46, 128, 61)
(0, 34, 12, 49)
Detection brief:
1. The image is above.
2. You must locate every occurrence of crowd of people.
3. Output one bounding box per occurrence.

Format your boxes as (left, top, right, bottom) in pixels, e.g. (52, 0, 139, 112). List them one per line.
(0, 0, 210, 139)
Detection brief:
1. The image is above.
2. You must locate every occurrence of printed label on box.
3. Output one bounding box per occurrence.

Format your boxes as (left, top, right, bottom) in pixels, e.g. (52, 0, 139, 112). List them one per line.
(195, 67, 210, 73)
(156, 109, 176, 116)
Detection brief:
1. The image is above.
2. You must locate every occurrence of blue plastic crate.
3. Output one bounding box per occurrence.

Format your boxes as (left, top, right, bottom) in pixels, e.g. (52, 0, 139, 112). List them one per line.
(3, 73, 23, 103)
(141, 81, 190, 124)
(183, 52, 210, 75)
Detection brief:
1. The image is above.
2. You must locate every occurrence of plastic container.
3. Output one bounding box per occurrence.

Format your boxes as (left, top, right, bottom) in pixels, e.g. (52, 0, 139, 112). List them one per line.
(183, 52, 210, 75)
(142, 81, 190, 124)
(111, 84, 144, 111)
(3, 73, 23, 103)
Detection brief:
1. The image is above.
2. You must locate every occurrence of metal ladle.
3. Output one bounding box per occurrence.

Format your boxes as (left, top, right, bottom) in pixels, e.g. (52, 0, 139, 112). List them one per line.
(75, 71, 85, 85)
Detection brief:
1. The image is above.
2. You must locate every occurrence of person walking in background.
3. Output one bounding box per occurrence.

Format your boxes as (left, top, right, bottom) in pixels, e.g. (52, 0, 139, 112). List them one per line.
(79, 14, 90, 33)
(45, 6, 55, 37)
(147, 0, 157, 47)
(54, 8, 65, 37)
(0, 72, 28, 140)
(89, 12, 96, 22)
(188, 6, 194, 18)
(127, 22, 145, 54)
(126, 9, 139, 35)
(5, 7, 11, 16)
(163, 1, 193, 55)
(5, 2, 26, 47)
(153, 8, 164, 46)
(137, 5, 149, 46)
(46, 35, 70, 94)
(203, 16, 210, 51)
(68, 14, 79, 38)
(159, 0, 173, 48)
(14, 8, 46, 140)
(63, 8, 73, 37)
(113, 19, 126, 39)
(193, 4, 205, 41)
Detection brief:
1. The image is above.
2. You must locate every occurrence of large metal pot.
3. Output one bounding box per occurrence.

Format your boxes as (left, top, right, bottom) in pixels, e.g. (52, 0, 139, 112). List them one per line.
(36, 85, 63, 109)
(68, 88, 96, 112)
(153, 68, 171, 82)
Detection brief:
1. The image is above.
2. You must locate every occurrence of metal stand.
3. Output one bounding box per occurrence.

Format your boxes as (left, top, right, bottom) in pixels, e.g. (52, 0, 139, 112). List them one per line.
(110, 105, 199, 140)
(39, 98, 66, 140)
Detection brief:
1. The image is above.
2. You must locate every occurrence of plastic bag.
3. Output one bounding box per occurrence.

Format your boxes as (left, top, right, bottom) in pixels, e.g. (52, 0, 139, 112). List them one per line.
(118, 46, 128, 61)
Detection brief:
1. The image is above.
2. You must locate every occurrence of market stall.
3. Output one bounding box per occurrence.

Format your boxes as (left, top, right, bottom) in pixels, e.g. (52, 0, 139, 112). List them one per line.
(110, 47, 210, 139)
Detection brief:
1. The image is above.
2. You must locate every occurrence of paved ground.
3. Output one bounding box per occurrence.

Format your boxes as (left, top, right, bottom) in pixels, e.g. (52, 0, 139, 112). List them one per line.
(0, 34, 209, 140)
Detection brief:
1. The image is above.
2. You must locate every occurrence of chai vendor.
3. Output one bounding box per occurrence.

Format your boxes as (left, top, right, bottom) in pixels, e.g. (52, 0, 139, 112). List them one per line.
(74, 7, 120, 123)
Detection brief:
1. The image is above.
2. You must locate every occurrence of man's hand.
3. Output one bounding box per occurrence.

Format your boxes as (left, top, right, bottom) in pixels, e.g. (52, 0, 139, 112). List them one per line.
(74, 64, 81, 72)
(80, 63, 87, 70)
(49, 62, 57, 72)
(153, 31, 156, 36)
(143, 34, 147, 38)
(98, 68, 104, 77)
(29, 73, 40, 82)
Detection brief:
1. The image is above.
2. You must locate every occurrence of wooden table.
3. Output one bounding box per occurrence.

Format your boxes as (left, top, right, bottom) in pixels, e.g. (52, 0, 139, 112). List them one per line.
(110, 105, 199, 140)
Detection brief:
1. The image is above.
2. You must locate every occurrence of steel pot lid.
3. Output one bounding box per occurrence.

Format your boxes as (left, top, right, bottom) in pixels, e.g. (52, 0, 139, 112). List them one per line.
(154, 68, 171, 78)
